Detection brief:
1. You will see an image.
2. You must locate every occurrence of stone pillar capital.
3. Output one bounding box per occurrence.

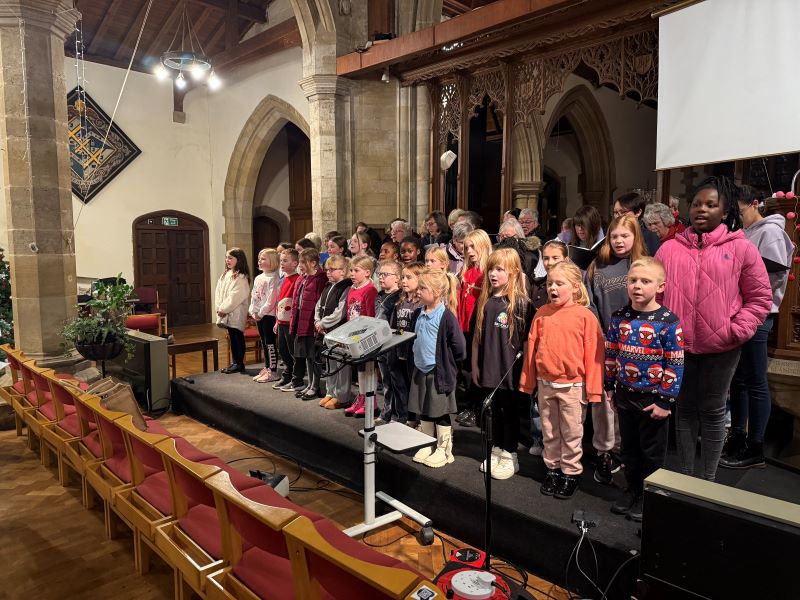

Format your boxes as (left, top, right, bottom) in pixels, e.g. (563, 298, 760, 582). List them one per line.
(300, 74, 352, 100)
(0, 1, 79, 39)
(512, 181, 544, 209)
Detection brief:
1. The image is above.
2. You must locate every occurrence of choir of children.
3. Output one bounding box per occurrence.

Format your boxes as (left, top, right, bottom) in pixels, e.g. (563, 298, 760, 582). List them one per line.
(225, 176, 777, 506)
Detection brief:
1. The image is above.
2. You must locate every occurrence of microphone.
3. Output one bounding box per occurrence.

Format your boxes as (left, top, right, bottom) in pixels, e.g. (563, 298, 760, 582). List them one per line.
(481, 350, 523, 414)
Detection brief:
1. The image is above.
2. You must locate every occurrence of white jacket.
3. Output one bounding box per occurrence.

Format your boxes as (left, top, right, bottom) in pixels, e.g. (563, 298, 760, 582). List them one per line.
(214, 270, 250, 332)
(249, 271, 280, 320)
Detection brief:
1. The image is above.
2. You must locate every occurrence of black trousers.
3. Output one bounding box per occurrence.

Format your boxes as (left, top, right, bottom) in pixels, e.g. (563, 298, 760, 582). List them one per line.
(616, 389, 669, 494)
(228, 327, 245, 366)
(276, 324, 295, 381)
(256, 315, 277, 369)
(487, 388, 524, 454)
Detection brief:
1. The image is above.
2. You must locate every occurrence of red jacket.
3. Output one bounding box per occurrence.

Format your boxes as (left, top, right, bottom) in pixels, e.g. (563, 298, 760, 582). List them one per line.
(275, 273, 299, 325)
(655, 224, 771, 354)
(457, 266, 483, 332)
(289, 270, 328, 337)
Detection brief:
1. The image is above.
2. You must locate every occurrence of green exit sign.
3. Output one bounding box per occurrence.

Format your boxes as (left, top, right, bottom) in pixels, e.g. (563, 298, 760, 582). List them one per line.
(162, 217, 179, 226)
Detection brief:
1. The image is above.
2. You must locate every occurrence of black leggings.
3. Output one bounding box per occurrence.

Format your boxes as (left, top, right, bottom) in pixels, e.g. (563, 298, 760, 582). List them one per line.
(487, 388, 522, 453)
(228, 327, 245, 366)
(420, 414, 452, 426)
(256, 315, 277, 369)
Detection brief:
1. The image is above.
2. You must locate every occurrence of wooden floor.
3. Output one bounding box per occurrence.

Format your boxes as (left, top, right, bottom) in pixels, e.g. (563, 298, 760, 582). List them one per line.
(0, 323, 569, 600)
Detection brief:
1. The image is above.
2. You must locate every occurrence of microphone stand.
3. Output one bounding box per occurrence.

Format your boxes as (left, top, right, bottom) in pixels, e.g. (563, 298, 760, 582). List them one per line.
(480, 350, 523, 571)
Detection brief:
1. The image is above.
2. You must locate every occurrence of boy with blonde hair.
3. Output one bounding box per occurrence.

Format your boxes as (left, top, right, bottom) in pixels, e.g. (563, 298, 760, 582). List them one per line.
(604, 257, 684, 521)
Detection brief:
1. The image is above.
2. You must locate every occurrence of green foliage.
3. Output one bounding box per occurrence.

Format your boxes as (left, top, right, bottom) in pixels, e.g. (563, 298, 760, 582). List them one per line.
(0, 248, 12, 357)
(62, 274, 135, 358)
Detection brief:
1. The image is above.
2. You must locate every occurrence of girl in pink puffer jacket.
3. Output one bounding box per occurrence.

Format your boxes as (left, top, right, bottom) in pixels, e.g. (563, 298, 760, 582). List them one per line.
(655, 176, 771, 482)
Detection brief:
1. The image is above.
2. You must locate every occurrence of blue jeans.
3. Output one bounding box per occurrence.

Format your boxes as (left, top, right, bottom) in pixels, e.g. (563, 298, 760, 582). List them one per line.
(729, 315, 774, 443)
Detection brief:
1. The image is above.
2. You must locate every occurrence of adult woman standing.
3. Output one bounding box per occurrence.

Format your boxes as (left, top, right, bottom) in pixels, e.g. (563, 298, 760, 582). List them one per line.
(655, 177, 771, 481)
(643, 202, 686, 243)
(215, 248, 252, 374)
(569, 205, 604, 249)
(720, 190, 794, 469)
(421, 210, 451, 247)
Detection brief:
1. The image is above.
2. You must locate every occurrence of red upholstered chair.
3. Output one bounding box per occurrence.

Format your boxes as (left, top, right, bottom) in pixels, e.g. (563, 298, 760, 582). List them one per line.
(154, 437, 267, 598)
(125, 313, 162, 336)
(133, 286, 168, 334)
(283, 516, 435, 600)
(115, 415, 220, 574)
(40, 373, 85, 486)
(81, 394, 136, 538)
(0, 344, 33, 437)
(61, 389, 104, 507)
(204, 470, 328, 600)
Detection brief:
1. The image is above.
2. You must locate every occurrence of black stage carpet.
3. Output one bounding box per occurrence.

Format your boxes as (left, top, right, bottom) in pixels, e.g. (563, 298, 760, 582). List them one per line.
(171, 368, 798, 597)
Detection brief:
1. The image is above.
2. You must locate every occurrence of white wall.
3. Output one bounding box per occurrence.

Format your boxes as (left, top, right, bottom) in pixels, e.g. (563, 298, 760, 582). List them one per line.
(206, 46, 307, 282)
(63, 58, 213, 283)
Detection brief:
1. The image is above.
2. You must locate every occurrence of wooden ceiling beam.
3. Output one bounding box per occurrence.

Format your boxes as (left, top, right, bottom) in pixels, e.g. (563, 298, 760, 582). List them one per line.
(212, 17, 300, 72)
(443, 0, 475, 16)
(337, 0, 584, 76)
(144, 6, 184, 58)
(189, 0, 267, 23)
(86, 0, 125, 55)
(111, 0, 157, 62)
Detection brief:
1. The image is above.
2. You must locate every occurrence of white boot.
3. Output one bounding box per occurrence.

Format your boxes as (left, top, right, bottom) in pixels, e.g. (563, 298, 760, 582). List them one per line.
(412, 421, 436, 463)
(491, 450, 515, 480)
(479, 446, 502, 473)
(423, 425, 454, 468)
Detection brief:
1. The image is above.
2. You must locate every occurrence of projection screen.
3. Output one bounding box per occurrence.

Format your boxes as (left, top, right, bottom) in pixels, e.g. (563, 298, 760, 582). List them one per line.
(656, 0, 800, 170)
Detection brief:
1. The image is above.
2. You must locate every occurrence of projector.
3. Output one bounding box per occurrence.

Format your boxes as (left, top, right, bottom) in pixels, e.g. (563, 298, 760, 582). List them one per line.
(323, 316, 392, 359)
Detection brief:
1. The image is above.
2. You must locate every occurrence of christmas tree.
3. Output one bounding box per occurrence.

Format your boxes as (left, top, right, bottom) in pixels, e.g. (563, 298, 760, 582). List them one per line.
(0, 248, 13, 356)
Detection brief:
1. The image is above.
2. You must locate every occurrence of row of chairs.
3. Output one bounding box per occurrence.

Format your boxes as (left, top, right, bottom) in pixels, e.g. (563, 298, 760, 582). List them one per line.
(0, 343, 437, 600)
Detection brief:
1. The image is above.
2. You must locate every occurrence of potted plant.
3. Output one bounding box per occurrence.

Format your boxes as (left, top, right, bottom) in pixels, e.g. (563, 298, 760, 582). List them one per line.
(62, 274, 135, 361)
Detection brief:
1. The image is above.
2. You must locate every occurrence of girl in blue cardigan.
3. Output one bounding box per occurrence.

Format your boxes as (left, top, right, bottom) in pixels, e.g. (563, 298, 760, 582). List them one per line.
(409, 269, 466, 469)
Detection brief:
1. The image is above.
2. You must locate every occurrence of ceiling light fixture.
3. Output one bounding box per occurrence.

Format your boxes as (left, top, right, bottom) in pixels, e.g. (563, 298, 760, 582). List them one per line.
(381, 68, 390, 83)
(155, 0, 220, 91)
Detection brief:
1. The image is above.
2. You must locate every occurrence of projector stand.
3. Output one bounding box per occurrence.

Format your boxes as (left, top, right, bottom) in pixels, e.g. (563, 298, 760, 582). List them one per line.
(323, 333, 436, 544)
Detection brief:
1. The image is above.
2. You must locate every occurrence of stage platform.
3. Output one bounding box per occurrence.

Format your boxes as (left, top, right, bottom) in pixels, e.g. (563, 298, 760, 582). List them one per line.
(171, 367, 800, 596)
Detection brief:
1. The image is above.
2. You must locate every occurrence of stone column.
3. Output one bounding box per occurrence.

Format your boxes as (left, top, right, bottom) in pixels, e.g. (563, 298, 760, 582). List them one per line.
(300, 74, 353, 235)
(512, 181, 544, 210)
(0, 1, 79, 358)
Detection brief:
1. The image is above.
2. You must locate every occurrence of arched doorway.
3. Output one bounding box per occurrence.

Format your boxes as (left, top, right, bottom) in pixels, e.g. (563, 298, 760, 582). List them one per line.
(133, 210, 210, 326)
(543, 84, 616, 219)
(223, 95, 310, 264)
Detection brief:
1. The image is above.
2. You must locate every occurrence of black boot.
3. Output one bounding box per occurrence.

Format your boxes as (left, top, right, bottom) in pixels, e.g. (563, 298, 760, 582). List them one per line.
(611, 488, 638, 516)
(554, 474, 581, 499)
(719, 441, 766, 469)
(540, 468, 562, 496)
(221, 363, 244, 374)
(456, 409, 477, 428)
(721, 429, 747, 458)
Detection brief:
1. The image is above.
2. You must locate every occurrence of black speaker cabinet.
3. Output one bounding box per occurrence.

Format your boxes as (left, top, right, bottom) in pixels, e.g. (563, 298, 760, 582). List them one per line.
(639, 469, 800, 600)
(104, 329, 170, 413)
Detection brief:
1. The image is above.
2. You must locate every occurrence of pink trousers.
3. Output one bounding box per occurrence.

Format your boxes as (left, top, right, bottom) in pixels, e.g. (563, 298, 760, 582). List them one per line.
(537, 381, 585, 476)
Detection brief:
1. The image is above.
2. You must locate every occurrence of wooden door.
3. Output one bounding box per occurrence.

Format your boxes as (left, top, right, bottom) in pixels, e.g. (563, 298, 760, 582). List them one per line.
(168, 229, 207, 326)
(133, 211, 210, 327)
(287, 123, 312, 240)
(253, 217, 281, 257)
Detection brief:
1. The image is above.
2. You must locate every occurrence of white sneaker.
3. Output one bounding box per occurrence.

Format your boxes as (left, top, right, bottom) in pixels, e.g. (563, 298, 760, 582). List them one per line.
(529, 439, 543, 456)
(491, 451, 515, 480)
(479, 447, 502, 473)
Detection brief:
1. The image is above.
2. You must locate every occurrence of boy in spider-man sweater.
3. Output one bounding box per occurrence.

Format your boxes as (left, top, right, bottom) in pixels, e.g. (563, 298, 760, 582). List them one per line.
(604, 257, 684, 522)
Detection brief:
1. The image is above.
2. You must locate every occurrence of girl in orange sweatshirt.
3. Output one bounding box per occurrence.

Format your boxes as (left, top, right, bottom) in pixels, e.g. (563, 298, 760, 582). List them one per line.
(519, 261, 605, 499)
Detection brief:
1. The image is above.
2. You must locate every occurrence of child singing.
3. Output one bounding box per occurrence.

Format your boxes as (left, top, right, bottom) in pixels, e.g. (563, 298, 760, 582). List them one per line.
(249, 248, 281, 383)
(472, 248, 532, 480)
(343, 255, 379, 417)
(605, 257, 684, 521)
(410, 269, 466, 468)
(519, 262, 605, 499)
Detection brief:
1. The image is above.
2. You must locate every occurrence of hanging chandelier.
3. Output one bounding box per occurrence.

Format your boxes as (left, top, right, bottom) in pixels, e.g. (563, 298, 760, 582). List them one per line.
(154, 0, 221, 91)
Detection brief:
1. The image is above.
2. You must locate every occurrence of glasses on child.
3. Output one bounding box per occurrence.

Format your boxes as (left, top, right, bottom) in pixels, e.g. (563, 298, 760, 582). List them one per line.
(325, 267, 343, 273)
(377, 271, 398, 278)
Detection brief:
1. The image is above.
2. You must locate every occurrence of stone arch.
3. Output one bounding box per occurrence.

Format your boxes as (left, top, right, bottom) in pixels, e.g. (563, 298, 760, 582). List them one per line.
(289, 0, 338, 75)
(544, 84, 616, 215)
(222, 95, 310, 262)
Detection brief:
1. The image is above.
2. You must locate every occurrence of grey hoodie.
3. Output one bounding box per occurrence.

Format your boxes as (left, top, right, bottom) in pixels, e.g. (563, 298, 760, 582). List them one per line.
(744, 214, 795, 312)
